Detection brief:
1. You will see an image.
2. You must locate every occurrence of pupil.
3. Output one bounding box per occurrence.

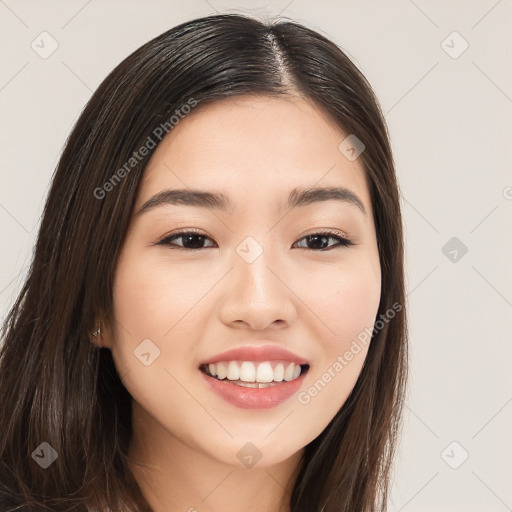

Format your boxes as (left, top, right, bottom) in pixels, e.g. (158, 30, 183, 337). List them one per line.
(184, 234, 204, 249)
(308, 235, 328, 249)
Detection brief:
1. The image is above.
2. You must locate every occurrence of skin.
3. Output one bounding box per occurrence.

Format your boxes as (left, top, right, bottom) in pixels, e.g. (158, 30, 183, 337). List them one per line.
(97, 93, 381, 512)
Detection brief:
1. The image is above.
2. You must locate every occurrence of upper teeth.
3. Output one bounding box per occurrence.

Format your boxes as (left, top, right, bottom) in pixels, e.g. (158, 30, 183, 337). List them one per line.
(206, 361, 303, 383)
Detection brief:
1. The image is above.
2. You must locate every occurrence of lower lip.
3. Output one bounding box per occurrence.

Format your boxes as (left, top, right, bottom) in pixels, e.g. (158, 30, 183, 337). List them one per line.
(199, 370, 307, 409)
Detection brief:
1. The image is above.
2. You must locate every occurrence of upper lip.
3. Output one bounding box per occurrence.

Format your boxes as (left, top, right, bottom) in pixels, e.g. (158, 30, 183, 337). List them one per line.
(199, 344, 309, 366)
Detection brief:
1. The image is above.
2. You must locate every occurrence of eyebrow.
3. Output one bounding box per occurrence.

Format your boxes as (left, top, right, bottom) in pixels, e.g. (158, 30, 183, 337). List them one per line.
(137, 186, 366, 216)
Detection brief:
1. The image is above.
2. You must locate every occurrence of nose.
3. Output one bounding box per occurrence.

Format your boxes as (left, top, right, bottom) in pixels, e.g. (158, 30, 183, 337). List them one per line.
(218, 244, 297, 331)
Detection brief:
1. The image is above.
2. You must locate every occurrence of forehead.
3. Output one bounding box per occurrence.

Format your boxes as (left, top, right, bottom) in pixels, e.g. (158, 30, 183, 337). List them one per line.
(138, 94, 372, 215)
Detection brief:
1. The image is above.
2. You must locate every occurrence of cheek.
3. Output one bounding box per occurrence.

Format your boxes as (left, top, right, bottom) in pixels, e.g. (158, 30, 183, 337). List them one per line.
(112, 250, 216, 341)
(109, 247, 226, 402)
(330, 272, 380, 346)
(281, 255, 380, 443)
(296, 254, 381, 351)
(109, 250, 219, 446)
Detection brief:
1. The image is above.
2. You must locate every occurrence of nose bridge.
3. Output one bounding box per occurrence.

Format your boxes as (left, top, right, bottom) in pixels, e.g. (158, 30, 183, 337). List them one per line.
(219, 232, 296, 329)
(233, 234, 281, 300)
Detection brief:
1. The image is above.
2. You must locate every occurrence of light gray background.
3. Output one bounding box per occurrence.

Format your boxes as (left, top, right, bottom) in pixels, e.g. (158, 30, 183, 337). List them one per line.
(1, 1, 511, 510)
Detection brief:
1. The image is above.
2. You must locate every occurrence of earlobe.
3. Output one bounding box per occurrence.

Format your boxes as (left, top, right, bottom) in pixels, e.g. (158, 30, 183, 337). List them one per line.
(91, 322, 109, 349)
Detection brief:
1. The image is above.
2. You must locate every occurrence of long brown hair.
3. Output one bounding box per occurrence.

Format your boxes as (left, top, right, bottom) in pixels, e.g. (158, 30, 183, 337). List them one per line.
(0, 13, 407, 511)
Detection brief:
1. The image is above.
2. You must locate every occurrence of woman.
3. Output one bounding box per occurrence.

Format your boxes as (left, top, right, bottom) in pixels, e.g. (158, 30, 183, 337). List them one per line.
(0, 13, 407, 512)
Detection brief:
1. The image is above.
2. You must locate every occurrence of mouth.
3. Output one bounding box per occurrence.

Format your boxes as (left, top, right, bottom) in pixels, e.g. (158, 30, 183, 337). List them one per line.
(198, 360, 310, 409)
(199, 360, 310, 387)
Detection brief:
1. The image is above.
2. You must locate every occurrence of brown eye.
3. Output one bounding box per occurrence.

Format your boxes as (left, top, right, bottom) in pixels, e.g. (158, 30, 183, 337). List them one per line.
(157, 231, 216, 250)
(293, 232, 354, 251)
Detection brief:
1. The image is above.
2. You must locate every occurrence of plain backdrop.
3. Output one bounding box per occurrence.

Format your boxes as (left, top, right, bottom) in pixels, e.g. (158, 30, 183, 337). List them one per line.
(1, 1, 511, 510)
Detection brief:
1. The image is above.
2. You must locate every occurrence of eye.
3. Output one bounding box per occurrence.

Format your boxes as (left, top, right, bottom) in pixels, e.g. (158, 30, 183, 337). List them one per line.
(293, 230, 354, 251)
(155, 229, 354, 251)
(156, 230, 216, 250)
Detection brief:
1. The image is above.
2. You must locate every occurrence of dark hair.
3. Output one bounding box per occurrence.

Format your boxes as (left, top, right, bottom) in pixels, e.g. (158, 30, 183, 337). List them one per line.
(0, 13, 407, 512)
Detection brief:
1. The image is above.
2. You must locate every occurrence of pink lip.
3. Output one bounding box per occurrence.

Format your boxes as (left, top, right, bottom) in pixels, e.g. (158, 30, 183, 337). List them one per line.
(199, 345, 309, 366)
(199, 370, 307, 409)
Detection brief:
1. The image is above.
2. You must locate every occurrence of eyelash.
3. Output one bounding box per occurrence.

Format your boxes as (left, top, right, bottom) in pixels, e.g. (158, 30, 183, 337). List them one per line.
(155, 228, 355, 252)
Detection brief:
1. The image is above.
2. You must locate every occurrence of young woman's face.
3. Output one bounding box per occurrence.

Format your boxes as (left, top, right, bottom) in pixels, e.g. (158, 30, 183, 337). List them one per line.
(109, 94, 381, 468)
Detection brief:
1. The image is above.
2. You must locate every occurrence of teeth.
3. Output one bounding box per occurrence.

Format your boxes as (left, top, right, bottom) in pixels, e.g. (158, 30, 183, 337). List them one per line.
(284, 364, 295, 381)
(256, 362, 274, 383)
(235, 381, 278, 388)
(216, 363, 227, 380)
(273, 363, 284, 381)
(239, 361, 256, 382)
(227, 361, 240, 381)
(203, 360, 306, 383)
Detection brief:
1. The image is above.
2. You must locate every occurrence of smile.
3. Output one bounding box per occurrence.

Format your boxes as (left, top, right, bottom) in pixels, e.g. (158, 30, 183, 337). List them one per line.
(200, 360, 309, 387)
(199, 360, 310, 409)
